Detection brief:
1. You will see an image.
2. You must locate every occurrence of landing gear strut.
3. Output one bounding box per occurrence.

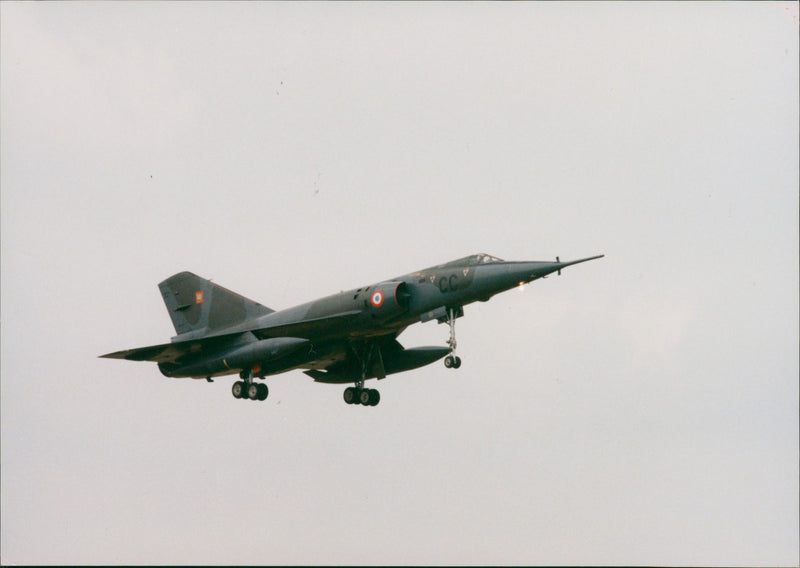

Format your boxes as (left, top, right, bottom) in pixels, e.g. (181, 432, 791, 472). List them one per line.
(444, 307, 462, 369)
(232, 369, 268, 401)
(342, 344, 381, 406)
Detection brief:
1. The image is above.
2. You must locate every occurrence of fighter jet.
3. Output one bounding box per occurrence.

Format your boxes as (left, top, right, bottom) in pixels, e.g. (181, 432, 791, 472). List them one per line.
(100, 253, 603, 406)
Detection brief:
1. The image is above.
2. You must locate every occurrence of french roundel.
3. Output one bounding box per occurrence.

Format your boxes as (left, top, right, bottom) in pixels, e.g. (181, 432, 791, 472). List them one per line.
(370, 290, 384, 307)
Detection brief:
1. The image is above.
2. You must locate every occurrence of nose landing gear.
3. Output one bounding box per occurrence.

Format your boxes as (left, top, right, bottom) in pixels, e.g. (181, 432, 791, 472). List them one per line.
(444, 307, 462, 369)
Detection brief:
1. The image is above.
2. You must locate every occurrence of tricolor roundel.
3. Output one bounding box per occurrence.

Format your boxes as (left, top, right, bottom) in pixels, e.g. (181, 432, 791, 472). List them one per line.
(370, 290, 384, 308)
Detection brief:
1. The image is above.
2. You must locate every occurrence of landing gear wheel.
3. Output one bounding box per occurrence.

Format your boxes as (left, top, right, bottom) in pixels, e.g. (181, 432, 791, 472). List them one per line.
(344, 387, 379, 406)
(453, 356, 462, 369)
(256, 383, 269, 401)
(444, 356, 454, 368)
(247, 383, 260, 400)
(368, 389, 380, 406)
(359, 389, 372, 405)
(232, 381, 245, 399)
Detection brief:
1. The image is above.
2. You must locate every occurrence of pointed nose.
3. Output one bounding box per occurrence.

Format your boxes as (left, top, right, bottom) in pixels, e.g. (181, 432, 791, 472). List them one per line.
(525, 254, 605, 280)
(469, 254, 604, 301)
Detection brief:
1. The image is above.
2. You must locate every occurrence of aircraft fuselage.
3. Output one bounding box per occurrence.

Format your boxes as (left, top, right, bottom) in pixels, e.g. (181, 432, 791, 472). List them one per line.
(101, 253, 603, 406)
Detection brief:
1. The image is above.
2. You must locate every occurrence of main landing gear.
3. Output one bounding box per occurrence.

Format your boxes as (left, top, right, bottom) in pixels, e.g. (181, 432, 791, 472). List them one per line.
(343, 386, 380, 406)
(444, 307, 462, 369)
(342, 343, 382, 407)
(232, 369, 268, 401)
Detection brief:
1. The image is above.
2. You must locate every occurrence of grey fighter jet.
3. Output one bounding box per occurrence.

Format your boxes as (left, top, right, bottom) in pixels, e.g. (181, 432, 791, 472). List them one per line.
(100, 253, 603, 406)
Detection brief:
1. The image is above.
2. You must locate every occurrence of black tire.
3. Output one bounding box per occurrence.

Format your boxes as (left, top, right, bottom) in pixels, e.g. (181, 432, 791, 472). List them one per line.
(453, 356, 462, 369)
(232, 381, 245, 399)
(444, 356, 454, 368)
(368, 389, 380, 406)
(247, 383, 260, 400)
(343, 387, 356, 404)
(359, 389, 371, 405)
(256, 383, 269, 401)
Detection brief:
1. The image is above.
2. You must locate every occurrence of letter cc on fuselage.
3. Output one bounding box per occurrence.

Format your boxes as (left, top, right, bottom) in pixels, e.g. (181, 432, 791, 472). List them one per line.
(438, 273, 460, 293)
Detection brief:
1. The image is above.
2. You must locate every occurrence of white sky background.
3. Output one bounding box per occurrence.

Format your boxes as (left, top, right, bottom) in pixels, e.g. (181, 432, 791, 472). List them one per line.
(1, 2, 798, 565)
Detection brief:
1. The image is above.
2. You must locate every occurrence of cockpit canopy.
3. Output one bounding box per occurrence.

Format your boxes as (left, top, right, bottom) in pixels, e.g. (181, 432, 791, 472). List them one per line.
(436, 253, 504, 269)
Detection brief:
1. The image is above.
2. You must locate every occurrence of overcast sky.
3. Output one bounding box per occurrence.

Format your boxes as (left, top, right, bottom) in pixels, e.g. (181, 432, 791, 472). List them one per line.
(1, 2, 798, 565)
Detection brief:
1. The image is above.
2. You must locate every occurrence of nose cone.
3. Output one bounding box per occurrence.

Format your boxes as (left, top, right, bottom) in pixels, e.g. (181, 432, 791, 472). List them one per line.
(469, 254, 604, 302)
(523, 254, 605, 280)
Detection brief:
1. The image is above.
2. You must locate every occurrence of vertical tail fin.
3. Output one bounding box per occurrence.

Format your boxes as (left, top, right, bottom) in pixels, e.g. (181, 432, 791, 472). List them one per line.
(158, 272, 274, 337)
